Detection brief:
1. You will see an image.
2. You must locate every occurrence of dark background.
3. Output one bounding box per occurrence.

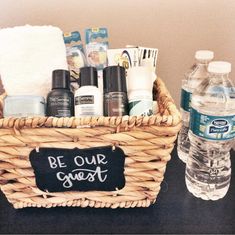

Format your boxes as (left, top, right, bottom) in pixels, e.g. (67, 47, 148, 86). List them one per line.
(0, 147, 234, 234)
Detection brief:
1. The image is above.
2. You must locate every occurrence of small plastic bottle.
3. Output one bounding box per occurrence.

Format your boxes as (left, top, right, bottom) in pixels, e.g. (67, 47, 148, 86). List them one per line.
(103, 66, 128, 116)
(75, 67, 103, 117)
(46, 70, 74, 117)
(186, 61, 235, 200)
(127, 66, 155, 116)
(177, 50, 214, 163)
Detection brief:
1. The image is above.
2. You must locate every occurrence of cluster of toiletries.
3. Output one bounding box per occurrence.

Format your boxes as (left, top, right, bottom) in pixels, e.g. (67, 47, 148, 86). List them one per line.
(46, 65, 157, 118)
(1, 26, 159, 118)
(177, 50, 235, 201)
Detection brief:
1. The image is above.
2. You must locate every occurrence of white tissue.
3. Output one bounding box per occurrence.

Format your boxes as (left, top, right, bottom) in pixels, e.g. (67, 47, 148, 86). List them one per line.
(0, 25, 68, 97)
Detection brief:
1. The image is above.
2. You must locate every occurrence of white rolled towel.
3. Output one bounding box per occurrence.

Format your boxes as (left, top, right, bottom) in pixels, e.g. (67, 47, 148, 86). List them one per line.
(0, 25, 68, 97)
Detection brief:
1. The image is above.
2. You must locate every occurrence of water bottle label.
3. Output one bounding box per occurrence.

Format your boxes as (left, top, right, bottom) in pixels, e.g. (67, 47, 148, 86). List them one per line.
(180, 89, 192, 112)
(190, 108, 235, 140)
(129, 100, 153, 116)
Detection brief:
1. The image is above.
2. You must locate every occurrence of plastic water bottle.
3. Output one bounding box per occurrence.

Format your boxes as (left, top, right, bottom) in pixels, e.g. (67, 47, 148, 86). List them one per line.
(186, 61, 235, 200)
(177, 50, 214, 163)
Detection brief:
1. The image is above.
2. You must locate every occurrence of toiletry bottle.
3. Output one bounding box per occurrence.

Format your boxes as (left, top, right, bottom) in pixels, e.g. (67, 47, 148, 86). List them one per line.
(103, 65, 128, 116)
(75, 66, 103, 117)
(46, 70, 74, 117)
(127, 66, 155, 116)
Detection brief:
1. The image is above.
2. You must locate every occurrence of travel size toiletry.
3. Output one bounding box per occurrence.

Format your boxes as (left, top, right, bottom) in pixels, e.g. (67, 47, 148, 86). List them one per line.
(127, 66, 155, 116)
(75, 67, 103, 117)
(103, 66, 128, 116)
(46, 69, 74, 117)
(85, 28, 108, 70)
(3, 95, 45, 117)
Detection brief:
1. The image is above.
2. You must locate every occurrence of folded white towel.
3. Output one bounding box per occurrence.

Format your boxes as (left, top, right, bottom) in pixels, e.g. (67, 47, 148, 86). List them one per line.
(0, 25, 68, 97)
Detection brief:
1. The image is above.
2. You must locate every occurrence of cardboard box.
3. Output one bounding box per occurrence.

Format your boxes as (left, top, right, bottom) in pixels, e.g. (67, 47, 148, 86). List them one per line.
(107, 48, 139, 69)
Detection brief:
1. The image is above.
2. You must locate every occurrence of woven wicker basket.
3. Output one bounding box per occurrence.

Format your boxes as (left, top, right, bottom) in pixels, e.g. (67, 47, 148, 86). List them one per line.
(0, 78, 181, 209)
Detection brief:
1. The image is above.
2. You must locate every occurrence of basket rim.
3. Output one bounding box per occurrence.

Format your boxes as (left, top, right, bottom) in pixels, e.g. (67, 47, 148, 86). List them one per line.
(0, 78, 181, 130)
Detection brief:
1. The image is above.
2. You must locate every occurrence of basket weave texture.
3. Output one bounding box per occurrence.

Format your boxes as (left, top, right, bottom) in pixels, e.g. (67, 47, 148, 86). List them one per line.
(0, 78, 181, 209)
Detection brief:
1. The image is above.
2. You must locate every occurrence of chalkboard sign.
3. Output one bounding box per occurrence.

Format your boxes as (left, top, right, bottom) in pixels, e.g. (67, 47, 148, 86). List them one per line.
(29, 146, 126, 193)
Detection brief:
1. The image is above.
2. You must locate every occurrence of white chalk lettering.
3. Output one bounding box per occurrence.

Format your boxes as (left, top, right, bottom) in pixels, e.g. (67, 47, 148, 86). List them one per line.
(48, 156, 57, 169)
(56, 167, 108, 188)
(85, 156, 97, 165)
(48, 156, 67, 169)
(74, 154, 108, 167)
(96, 154, 107, 165)
(74, 156, 84, 167)
(57, 156, 67, 168)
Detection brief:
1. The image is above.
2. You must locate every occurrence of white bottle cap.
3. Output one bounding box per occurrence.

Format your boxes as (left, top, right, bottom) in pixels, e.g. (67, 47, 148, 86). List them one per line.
(195, 50, 214, 61)
(208, 61, 231, 74)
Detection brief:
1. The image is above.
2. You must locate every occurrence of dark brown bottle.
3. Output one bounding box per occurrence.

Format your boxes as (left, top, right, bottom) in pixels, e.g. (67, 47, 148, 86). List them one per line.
(46, 70, 74, 117)
(103, 66, 128, 116)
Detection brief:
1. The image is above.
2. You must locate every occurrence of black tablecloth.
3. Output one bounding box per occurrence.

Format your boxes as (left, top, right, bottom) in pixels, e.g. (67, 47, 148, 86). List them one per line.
(0, 147, 234, 234)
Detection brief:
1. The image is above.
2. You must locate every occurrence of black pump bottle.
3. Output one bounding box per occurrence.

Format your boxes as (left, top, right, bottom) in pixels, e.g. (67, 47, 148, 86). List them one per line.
(46, 69, 74, 117)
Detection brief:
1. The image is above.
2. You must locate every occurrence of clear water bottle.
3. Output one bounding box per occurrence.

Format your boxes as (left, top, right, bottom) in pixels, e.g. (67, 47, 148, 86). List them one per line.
(177, 50, 214, 163)
(186, 61, 235, 200)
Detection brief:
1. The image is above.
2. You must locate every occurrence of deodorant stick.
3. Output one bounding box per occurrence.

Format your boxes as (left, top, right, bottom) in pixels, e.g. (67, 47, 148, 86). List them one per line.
(127, 66, 155, 116)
